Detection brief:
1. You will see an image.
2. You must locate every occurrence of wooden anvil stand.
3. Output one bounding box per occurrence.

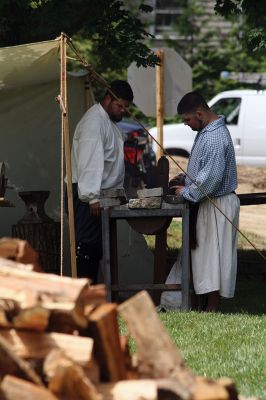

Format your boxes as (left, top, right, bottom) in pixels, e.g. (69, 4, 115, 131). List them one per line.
(101, 157, 191, 309)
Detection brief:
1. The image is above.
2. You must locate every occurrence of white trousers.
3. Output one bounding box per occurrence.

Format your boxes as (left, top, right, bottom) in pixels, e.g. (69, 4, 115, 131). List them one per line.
(191, 193, 240, 298)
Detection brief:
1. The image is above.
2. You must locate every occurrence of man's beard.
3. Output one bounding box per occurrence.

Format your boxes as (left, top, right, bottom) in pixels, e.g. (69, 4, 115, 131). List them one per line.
(191, 117, 204, 131)
(110, 114, 122, 123)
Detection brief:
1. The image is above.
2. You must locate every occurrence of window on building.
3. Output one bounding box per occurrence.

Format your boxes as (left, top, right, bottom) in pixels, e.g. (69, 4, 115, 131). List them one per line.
(156, 0, 180, 7)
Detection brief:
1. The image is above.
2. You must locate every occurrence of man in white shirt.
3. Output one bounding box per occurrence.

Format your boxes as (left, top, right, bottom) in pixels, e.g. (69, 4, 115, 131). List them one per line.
(69, 80, 134, 282)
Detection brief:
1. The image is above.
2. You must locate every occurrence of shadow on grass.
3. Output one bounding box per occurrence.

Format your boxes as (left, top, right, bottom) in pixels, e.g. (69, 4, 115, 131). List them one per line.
(220, 279, 266, 315)
(166, 248, 266, 316)
(221, 249, 266, 315)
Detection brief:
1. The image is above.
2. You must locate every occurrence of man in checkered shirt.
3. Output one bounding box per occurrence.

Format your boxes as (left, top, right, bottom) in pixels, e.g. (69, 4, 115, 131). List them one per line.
(174, 92, 240, 312)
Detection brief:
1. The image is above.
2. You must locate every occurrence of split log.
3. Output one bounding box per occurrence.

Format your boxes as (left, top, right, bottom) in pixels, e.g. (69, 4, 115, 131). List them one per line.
(0, 238, 42, 272)
(0, 335, 43, 385)
(0, 239, 23, 260)
(192, 376, 229, 400)
(216, 378, 238, 400)
(44, 349, 101, 400)
(13, 306, 50, 331)
(0, 257, 33, 273)
(0, 260, 91, 330)
(48, 285, 107, 334)
(156, 378, 196, 400)
(0, 260, 89, 308)
(0, 375, 58, 400)
(0, 309, 9, 328)
(118, 291, 195, 394)
(97, 380, 157, 400)
(88, 303, 127, 382)
(0, 330, 93, 368)
(78, 284, 108, 314)
(119, 335, 139, 379)
(48, 309, 88, 334)
(0, 299, 20, 328)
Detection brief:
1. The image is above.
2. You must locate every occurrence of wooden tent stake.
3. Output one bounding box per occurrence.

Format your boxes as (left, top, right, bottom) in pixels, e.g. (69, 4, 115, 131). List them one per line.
(60, 33, 77, 277)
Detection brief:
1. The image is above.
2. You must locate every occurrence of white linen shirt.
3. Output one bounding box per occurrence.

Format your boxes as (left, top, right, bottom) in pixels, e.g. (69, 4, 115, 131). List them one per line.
(71, 103, 125, 204)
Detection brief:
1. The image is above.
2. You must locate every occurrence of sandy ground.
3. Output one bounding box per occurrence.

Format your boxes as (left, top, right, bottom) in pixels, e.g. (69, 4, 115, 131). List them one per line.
(236, 166, 266, 242)
(168, 157, 266, 242)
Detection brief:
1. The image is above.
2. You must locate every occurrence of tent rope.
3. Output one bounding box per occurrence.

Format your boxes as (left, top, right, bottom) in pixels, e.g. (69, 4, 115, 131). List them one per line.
(63, 33, 266, 264)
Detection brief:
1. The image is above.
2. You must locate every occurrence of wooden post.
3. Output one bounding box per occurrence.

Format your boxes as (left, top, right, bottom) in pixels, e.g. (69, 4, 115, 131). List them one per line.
(156, 49, 164, 161)
(60, 33, 77, 277)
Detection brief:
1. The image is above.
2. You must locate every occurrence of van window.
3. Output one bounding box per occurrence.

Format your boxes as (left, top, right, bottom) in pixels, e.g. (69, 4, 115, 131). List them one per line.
(211, 97, 241, 125)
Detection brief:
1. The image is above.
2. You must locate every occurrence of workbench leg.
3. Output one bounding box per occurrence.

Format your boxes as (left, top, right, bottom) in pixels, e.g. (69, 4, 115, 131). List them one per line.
(101, 209, 112, 302)
(181, 205, 191, 310)
(154, 230, 167, 305)
(110, 219, 118, 302)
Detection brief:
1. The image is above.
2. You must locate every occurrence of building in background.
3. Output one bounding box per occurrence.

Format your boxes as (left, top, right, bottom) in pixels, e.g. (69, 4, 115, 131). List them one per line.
(145, 0, 233, 46)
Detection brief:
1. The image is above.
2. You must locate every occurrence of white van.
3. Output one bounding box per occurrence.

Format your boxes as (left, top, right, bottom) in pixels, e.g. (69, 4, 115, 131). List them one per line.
(148, 90, 266, 167)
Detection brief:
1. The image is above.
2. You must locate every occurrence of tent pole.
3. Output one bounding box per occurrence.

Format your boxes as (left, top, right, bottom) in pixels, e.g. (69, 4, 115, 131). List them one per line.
(156, 49, 164, 161)
(60, 33, 77, 277)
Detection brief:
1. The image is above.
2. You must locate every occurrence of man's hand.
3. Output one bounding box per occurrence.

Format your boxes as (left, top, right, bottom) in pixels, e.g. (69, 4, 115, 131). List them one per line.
(90, 202, 102, 217)
(174, 185, 185, 195)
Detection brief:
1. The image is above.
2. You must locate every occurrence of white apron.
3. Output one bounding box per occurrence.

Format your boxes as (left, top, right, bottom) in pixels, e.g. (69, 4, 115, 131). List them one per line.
(191, 193, 240, 298)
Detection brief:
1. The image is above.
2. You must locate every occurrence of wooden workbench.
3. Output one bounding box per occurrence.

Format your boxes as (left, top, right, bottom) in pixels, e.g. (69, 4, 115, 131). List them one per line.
(101, 202, 191, 309)
(100, 191, 266, 309)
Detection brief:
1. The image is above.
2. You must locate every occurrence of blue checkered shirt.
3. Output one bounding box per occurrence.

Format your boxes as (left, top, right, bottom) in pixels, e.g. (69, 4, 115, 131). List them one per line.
(181, 116, 238, 203)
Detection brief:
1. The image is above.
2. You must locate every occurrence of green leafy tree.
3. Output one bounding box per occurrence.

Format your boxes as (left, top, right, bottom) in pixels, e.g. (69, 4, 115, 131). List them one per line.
(164, 0, 266, 102)
(214, 0, 266, 51)
(0, 0, 158, 73)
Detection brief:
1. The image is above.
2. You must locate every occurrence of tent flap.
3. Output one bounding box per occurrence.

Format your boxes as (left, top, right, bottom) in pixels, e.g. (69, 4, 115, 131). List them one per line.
(0, 40, 61, 90)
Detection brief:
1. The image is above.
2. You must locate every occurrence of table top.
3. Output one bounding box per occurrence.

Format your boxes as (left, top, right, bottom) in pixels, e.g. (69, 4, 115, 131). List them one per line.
(238, 192, 266, 206)
(105, 190, 266, 220)
(109, 202, 186, 219)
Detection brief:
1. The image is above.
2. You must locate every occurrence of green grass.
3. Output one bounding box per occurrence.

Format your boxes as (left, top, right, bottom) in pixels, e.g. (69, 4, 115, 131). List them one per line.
(144, 219, 266, 251)
(144, 219, 182, 249)
(159, 311, 266, 398)
(141, 220, 266, 398)
(238, 229, 266, 250)
(120, 281, 266, 398)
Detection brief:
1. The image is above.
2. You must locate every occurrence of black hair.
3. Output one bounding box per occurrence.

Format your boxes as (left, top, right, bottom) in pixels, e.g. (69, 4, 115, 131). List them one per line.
(177, 91, 209, 114)
(105, 80, 134, 102)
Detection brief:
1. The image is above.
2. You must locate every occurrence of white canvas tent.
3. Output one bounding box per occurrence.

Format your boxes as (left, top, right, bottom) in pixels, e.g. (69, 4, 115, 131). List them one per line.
(0, 38, 154, 284)
(0, 39, 89, 242)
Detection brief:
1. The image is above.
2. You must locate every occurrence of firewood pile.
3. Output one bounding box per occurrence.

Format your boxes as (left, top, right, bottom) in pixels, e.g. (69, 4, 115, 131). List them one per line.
(0, 256, 257, 400)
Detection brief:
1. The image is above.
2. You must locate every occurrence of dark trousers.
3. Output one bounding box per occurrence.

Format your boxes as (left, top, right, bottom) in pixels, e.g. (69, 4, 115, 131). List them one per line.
(65, 184, 102, 283)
